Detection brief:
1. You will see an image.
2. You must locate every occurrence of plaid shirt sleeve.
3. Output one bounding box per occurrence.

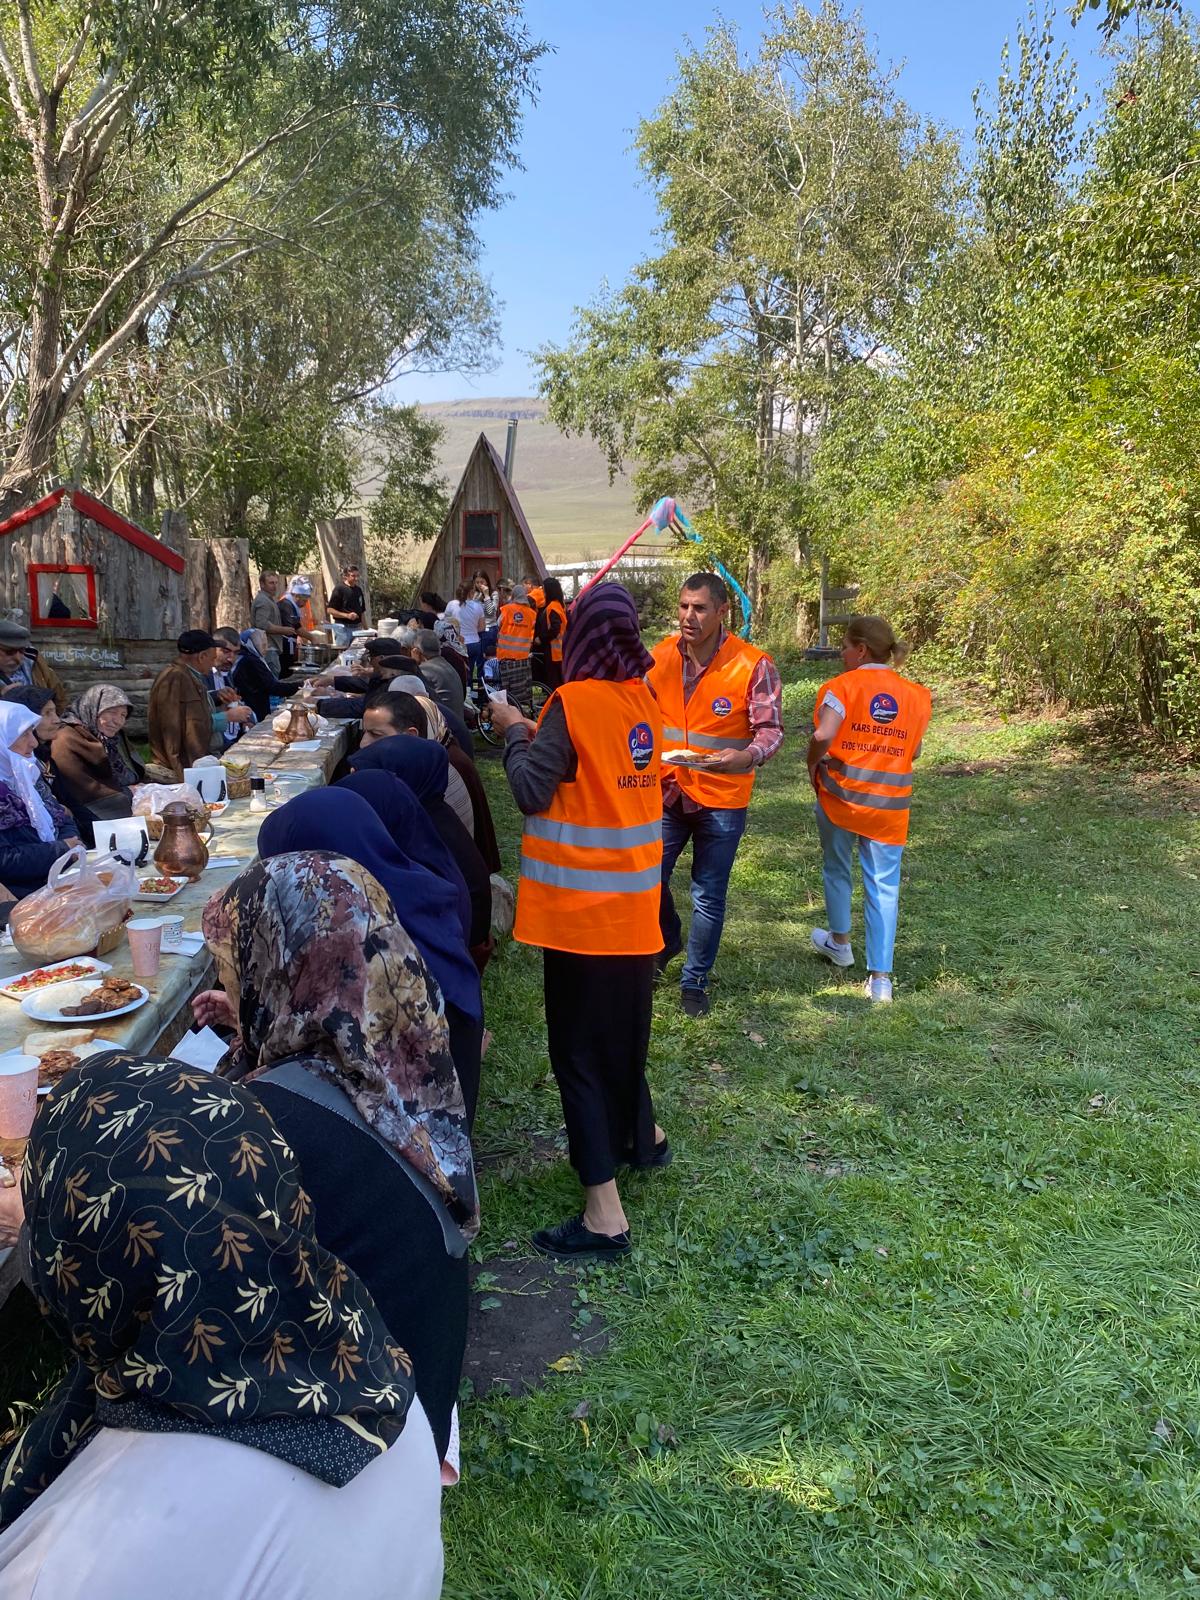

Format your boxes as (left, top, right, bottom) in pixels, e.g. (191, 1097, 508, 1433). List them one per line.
(746, 655, 784, 766)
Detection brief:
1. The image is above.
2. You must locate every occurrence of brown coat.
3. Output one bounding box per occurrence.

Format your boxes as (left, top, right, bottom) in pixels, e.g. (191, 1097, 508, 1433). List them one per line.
(0, 653, 68, 711)
(147, 658, 216, 780)
(50, 722, 132, 809)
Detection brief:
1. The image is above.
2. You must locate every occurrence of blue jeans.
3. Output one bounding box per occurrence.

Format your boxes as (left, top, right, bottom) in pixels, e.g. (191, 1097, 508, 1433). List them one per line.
(814, 804, 904, 974)
(659, 802, 748, 991)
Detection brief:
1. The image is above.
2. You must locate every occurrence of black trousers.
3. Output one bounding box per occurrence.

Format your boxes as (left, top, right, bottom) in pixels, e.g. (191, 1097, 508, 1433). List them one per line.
(447, 1000, 483, 1130)
(543, 949, 656, 1187)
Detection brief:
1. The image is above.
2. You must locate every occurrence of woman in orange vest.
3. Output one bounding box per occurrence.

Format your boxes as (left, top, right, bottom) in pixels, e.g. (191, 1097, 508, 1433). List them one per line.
(534, 576, 568, 691)
(490, 582, 668, 1259)
(807, 615, 932, 1004)
(495, 584, 536, 705)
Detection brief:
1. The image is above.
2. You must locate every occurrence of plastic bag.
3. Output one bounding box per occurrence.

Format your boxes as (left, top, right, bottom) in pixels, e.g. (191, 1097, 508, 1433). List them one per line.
(132, 782, 206, 821)
(10, 847, 137, 962)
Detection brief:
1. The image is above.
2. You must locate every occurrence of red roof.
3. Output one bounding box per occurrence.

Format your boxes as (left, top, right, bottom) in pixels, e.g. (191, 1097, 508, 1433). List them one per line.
(0, 487, 186, 573)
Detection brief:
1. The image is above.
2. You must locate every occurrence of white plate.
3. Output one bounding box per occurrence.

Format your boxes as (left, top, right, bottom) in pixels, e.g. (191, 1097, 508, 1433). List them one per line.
(661, 748, 720, 768)
(133, 876, 188, 903)
(21, 980, 150, 1024)
(0, 957, 111, 1002)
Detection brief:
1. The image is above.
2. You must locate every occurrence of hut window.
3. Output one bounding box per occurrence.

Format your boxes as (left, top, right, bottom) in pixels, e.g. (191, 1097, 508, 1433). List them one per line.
(463, 510, 500, 551)
(28, 564, 98, 629)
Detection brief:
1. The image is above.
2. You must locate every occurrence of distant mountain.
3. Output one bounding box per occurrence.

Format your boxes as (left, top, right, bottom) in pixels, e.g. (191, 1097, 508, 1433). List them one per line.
(359, 397, 643, 564)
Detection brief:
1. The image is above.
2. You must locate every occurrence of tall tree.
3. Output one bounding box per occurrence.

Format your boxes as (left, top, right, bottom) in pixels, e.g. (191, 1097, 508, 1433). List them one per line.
(536, 2, 956, 599)
(0, 0, 541, 515)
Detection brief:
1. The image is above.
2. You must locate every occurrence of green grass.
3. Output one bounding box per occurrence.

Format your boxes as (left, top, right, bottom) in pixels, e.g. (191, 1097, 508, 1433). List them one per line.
(455, 666, 1200, 1599)
(4, 665, 1199, 1597)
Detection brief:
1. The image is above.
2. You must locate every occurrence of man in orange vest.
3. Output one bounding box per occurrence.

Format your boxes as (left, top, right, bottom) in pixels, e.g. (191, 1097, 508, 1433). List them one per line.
(647, 572, 784, 1017)
(495, 583, 535, 705)
(807, 615, 931, 1004)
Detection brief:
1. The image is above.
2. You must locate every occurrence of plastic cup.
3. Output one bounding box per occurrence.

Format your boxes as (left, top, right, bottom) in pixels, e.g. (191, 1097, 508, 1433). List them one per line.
(0, 1055, 39, 1139)
(155, 914, 184, 951)
(126, 917, 163, 979)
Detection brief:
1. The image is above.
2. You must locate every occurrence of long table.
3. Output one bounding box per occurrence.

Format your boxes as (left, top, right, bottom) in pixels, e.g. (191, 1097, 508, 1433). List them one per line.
(0, 713, 351, 1300)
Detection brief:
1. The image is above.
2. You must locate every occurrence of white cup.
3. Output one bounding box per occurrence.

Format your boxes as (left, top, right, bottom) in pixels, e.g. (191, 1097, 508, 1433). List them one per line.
(154, 914, 184, 951)
(0, 1054, 39, 1139)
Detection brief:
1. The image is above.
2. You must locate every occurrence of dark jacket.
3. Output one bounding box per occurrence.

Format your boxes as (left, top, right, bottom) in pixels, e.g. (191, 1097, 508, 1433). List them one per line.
(49, 722, 142, 845)
(0, 780, 74, 898)
(229, 651, 300, 722)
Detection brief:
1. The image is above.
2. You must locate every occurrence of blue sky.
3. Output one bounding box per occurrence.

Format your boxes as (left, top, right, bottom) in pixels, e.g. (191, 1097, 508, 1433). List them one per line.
(391, 1, 1113, 406)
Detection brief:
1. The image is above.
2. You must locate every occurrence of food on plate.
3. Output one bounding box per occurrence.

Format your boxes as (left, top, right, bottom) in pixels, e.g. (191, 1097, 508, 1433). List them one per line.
(138, 876, 184, 896)
(37, 1048, 79, 1087)
(5, 961, 99, 996)
(61, 976, 142, 1017)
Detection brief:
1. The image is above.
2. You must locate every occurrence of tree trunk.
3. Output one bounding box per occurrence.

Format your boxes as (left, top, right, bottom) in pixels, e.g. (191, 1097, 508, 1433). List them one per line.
(210, 538, 252, 631)
(184, 539, 211, 631)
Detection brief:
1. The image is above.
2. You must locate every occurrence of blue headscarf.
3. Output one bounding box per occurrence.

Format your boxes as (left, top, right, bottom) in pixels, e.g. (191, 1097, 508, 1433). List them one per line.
(347, 733, 449, 807)
(258, 785, 480, 1021)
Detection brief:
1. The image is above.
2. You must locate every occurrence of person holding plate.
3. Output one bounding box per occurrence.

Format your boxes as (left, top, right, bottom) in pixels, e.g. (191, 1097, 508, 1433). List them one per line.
(647, 573, 783, 1018)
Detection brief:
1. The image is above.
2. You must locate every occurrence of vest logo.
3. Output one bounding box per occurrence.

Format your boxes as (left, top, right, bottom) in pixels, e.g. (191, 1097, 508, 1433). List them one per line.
(711, 696, 733, 718)
(629, 722, 654, 770)
(870, 692, 899, 725)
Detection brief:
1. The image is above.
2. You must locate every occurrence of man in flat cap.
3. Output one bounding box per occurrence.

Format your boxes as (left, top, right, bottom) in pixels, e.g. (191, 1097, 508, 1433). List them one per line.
(147, 630, 253, 780)
(0, 618, 66, 710)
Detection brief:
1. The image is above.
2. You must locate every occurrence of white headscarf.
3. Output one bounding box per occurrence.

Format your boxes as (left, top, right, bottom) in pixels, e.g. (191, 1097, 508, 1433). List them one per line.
(0, 701, 57, 842)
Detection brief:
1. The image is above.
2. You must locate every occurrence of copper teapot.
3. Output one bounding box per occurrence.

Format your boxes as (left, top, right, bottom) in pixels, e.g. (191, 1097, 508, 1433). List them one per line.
(153, 802, 211, 881)
(278, 701, 315, 746)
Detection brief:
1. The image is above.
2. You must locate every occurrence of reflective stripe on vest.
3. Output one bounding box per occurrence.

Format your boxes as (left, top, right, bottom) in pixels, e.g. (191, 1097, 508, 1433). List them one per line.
(523, 815, 662, 850)
(514, 678, 664, 956)
(821, 769, 911, 812)
(825, 754, 912, 790)
(497, 633, 530, 653)
(520, 857, 663, 894)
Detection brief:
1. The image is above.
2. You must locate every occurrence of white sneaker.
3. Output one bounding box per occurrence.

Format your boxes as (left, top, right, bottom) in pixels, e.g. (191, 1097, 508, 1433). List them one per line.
(811, 929, 854, 968)
(864, 975, 893, 1004)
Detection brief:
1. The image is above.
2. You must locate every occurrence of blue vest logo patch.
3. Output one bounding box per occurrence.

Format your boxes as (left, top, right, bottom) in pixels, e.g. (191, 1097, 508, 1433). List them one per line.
(870, 692, 899, 725)
(711, 696, 733, 718)
(629, 722, 654, 770)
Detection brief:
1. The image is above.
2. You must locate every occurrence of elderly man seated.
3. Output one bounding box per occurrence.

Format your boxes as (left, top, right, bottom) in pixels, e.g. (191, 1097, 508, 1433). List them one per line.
(147, 629, 253, 780)
(413, 630, 466, 719)
(0, 619, 67, 710)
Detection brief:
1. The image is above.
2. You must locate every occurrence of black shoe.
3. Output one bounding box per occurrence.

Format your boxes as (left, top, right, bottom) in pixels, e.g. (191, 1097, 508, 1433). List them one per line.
(619, 1138, 673, 1172)
(681, 986, 710, 1018)
(531, 1213, 631, 1260)
(655, 938, 683, 976)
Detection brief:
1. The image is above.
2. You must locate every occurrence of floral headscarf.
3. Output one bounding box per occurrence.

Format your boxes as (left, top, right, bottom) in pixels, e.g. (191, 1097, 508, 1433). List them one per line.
(65, 683, 139, 789)
(0, 1050, 415, 1529)
(415, 694, 451, 748)
(203, 853, 478, 1239)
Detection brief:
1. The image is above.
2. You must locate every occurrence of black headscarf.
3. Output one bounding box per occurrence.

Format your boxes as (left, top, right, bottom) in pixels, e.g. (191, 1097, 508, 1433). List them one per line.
(0, 1050, 416, 1529)
(564, 581, 653, 683)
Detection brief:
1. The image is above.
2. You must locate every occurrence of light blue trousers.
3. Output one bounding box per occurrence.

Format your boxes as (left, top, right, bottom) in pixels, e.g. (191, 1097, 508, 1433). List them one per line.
(814, 804, 904, 974)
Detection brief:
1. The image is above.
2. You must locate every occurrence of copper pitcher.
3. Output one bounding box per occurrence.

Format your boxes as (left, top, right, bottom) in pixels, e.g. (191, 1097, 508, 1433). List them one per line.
(153, 801, 211, 881)
(278, 701, 315, 746)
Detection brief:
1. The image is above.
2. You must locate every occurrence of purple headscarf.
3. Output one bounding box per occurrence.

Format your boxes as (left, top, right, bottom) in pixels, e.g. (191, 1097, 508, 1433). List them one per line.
(563, 581, 653, 683)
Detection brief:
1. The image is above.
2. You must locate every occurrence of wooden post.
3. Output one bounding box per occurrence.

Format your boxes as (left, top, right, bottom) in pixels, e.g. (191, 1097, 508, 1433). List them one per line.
(158, 510, 187, 638)
(304, 573, 328, 625)
(184, 540, 210, 631)
(210, 538, 252, 630)
(315, 515, 370, 626)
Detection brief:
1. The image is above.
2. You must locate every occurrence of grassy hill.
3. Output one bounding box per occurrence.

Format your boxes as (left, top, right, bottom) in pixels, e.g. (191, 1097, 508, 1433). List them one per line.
(358, 397, 644, 565)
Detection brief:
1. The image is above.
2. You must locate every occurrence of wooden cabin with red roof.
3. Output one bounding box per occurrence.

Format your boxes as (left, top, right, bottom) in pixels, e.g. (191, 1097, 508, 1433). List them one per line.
(0, 486, 188, 730)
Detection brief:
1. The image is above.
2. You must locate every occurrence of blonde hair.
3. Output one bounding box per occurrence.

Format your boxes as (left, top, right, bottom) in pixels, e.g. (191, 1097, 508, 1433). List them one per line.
(844, 615, 908, 667)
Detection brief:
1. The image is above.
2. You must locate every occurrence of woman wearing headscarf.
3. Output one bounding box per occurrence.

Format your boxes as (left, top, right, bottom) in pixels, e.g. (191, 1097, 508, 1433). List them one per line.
(258, 790, 484, 1124)
(197, 853, 477, 1485)
(0, 701, 79, 896)
(347, 736, 494, 960)
(412, 694, 501, 868)
(48, 683, 144, 842)
(228, 628, 301, 722)
(0, 1049, 444, 1599)
(489, 582, 668, 1259)
(338, 770, 471, 933)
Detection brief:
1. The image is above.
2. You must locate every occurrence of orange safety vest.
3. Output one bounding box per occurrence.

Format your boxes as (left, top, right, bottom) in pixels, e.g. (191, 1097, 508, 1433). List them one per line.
(545, 600, 568, 664)
(528, 585, 546, 611)
(496, 602, 535, 660)
(515, 679, 663, 956)
(814, 666, 932, 846)
(648, 632, 770, 809)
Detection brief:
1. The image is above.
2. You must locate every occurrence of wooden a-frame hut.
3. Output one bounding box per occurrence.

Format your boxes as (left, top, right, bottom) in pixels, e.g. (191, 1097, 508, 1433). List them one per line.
(417, 432, 547, 600)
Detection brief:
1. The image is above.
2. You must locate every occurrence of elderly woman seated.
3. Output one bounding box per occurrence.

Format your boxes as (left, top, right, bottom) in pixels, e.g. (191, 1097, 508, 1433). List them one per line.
(47, 684, 145, 844)
(228, 628, 301, 722)
(0, 701, 79, 897)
